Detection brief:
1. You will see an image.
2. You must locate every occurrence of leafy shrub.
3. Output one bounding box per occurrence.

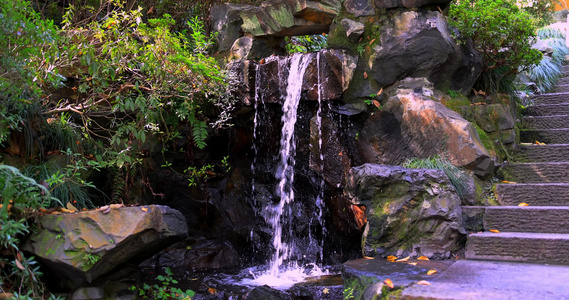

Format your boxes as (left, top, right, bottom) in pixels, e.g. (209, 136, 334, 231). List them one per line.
(525, 28, 569, 93)
(130, 267, 194, 299)
(403, 155, 470, 198)
(448, 0, 543, 94)
(285, 34, 328, 54)
(0, 165, 62, 298)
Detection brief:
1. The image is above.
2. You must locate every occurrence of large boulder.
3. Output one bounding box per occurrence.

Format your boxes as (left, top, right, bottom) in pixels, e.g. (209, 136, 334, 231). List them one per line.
(239, 0, 341, 37)
(344, 164, 466, 258)
(364, 10, 481, 93)
(22, 205, 188, 289)
(356, 78, 497, 178)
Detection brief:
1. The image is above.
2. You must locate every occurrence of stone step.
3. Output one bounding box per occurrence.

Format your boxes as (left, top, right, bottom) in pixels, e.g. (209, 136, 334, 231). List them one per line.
(466, 232, 569, 264)
(501, 162, 569, 183)
(531, 92, 569, 105)
(483, 206, 569, 233)
(524, 103, 569, 116)
(521, 115, 569, 129)
(520, 128, 569, 144)
(514, 144, 569, 162)
(557, 77, 569, 85)
(524, 104, 569, 116)
(552, 84, 569, 93)
(497, 183, 569, 206)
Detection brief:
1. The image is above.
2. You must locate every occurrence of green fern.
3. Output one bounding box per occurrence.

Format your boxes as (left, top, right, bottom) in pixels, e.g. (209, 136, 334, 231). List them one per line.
(190, 118, 208, 149)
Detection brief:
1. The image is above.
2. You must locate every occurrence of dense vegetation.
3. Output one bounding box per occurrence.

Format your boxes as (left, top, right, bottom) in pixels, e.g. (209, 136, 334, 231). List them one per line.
(0, 0, 560, 297)
(448, 0, 543, 94)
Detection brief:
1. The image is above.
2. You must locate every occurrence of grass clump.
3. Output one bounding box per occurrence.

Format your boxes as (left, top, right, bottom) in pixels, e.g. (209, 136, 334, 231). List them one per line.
(403, 155, 470, 198)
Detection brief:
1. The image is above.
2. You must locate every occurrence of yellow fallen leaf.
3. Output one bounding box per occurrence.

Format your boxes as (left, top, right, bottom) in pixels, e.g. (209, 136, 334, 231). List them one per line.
(141, 206, 148, 212)
(417, 256, 429, 261)
(384, 278, 394, 289)
(417, 280, 431, 286)
(396, 256, 410, 262)
(408, 262, 418, 266)
(518, 202, 529, 207)
(489, 229, 500, 233)
(363, 256, 374, 259)
(66, 202, 77, 212)
(60, 208, 75, 214)
(427, 269, 437, 275)
(322, 287, 330, 294)
(386, 255, 397, 262)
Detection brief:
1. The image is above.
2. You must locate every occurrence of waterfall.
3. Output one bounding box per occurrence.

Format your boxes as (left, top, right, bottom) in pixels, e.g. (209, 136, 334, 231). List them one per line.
(268, 53, 311, 275)
(238, 52, 331, 290)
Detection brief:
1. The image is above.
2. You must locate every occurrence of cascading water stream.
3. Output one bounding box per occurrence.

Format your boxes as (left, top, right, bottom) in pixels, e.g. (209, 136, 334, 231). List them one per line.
(269, 53, 311, 275)
(237, 52, 334, 289)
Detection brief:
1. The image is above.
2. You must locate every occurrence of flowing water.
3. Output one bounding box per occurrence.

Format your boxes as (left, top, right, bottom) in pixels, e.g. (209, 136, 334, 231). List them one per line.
(237, 52, 333, 289)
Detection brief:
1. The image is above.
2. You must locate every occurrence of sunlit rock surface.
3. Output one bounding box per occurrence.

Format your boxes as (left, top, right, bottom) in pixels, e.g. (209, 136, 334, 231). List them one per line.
(344, 164, 466, 258)
(357, 78, 497, 177)
(23, 205, 187, 289)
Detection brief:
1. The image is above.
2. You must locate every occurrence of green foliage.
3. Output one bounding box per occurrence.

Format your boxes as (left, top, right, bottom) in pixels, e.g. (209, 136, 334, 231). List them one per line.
(0, 0, 63, 145)
(83, 253, 101, 269)
(0, 165, 61, 298)
(403, 155, 471, 198)
(285, 34, 327, 54)
(0, 165, 56, 219)
(441, 93, 470, 113)
(23, 158, 95, 209)
(57, 8, 226, 151)
(449, 0, 543, 93)
(130, 267, 194, 299)
(526, 28, 569, 93)
(518, 0, 557, 27)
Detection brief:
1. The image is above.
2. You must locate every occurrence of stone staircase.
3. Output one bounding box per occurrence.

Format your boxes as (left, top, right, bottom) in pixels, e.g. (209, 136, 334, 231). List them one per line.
(465, 65, 569, 264)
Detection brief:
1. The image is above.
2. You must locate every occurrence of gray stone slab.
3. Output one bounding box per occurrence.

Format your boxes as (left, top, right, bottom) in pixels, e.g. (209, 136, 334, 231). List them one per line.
(524, 104, 569, 116)
(483, 206, 569, 233)
(531, 92, 569, 105)
(497, 183, 569, 206)
(514, 144, 569, 162)
(402, 260, 569, 299)
(556, 77, 569, 86)
(521, 115, 569, 129)
(466, 232, 569, 264)
(501, 162, 569, 183)
(520, 128, 569, 144)
(553, 84, 569, 93)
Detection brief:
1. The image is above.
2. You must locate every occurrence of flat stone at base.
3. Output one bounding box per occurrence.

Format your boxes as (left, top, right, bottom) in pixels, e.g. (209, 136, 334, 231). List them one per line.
(71, 287, 104, 300)
(401, 260, 569, 300)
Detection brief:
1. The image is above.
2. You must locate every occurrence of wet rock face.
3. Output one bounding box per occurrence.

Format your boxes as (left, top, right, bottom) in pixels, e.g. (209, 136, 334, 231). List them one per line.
(22, 205, 188, 289)
(356, 78, 497, 177)
(309, 115, 351, 188)
(344, 164, 466, 258)
(256, 50, 357, 103)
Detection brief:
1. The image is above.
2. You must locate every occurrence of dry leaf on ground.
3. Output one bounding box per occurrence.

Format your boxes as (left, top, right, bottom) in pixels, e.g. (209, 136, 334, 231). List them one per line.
(384, 278, 394, 289)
